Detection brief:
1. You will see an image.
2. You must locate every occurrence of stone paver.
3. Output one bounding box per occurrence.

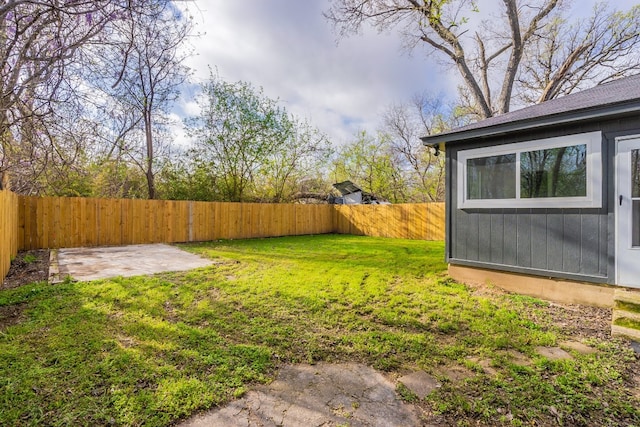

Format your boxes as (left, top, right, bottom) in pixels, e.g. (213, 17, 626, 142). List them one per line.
(535, 346, 573, 360)
(434, 365, 473, 382)
(179, 363, 421, 427)
(398, 371, 441, 400)
(466, 357, 497, 376)
(559, 341, 597, 355)
(505, 350, 532, 366)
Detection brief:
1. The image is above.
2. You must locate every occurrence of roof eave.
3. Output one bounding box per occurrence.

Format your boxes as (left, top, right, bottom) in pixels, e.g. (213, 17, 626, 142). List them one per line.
(421, 100, 640, 147)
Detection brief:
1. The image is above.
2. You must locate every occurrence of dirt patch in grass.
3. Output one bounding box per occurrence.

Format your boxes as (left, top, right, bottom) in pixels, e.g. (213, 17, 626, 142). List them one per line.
(2, 249, 50, 290)
(0, 302, 28, 330)
(0, 250, 49, 331)
(631, 374, 640, 399)
(428, 284, 640, 427)
(472, 283, 613, 341)
(543, 301, 613, 341)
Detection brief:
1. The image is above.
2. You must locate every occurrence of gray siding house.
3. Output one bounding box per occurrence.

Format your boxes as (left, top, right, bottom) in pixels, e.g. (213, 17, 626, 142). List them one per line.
(421, 74, 640, 307)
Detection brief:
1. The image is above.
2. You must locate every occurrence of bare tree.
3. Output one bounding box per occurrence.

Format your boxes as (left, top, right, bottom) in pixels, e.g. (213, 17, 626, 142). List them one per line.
(0, 0, 139, 188)
(6, 98, 95, 195)
(384, 97, 439, 202)
(87, 1, 192, 199)
(382, 94, 468, 201)
(519, 2, 640, 103)
(325, 0, 640, 119)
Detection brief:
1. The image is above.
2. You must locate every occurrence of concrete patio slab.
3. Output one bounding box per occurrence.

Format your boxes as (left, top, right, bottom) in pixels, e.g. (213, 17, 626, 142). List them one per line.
(53, 244, 214, 282)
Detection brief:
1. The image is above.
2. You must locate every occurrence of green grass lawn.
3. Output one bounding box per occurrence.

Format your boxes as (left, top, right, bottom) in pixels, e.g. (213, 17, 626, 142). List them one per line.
(0, 235, 638, 426)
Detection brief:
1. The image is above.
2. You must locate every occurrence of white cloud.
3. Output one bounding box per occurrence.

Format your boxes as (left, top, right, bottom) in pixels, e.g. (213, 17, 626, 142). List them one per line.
(177, 0, 639, 146)
(179, 0, 452, 146)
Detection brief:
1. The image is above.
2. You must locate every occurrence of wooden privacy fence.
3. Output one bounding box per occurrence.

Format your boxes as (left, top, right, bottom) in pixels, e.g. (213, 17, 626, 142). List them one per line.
(17, 197, 336, 250)
(0, 190, 19, 282)
(1, 194, 444, 283)
(16, 196, 444, 250)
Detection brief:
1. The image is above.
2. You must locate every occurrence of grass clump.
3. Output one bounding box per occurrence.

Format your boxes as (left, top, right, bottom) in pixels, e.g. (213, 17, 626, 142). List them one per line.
(21, 253, 37, 264)
(0, 234, 637, 426)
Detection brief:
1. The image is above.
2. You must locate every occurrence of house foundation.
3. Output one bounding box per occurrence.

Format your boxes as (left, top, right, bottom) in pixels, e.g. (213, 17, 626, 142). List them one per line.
(448, 264, 616, 308)
(612, 290, 640, 341)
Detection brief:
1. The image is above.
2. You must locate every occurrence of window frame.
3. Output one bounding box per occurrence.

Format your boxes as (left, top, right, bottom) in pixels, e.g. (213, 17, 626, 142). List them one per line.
(457, 131, 602, 209)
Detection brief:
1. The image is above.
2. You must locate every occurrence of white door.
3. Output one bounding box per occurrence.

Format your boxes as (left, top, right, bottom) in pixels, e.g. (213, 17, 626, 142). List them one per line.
(617, 136, 640, 287)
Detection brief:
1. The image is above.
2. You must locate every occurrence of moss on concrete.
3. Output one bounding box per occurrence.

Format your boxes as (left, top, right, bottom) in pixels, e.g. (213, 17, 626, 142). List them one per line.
(613, 317, 640, 330)
(615, 300, 640, 315)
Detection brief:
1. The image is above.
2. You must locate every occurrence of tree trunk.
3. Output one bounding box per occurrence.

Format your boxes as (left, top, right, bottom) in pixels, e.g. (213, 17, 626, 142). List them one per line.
(0, 171, 9, 190)
(144, 109, 155, 199)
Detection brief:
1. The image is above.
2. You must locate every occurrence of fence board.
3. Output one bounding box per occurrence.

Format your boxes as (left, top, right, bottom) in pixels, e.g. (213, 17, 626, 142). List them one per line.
(17, 196, 25, 250)
(153, 200, 165, 243)
(202, 201, 213, 242)
(25, 196, 34, 249)
(203, 202, 215, 240)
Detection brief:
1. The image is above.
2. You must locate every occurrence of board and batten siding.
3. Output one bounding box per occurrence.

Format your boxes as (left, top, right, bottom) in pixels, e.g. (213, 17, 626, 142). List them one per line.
(451, 208, 608, 279)
(446, 115, 640, 284)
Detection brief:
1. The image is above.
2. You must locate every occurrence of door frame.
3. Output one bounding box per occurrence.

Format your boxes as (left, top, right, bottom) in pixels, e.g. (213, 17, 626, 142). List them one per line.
(615, 134, 640, 288)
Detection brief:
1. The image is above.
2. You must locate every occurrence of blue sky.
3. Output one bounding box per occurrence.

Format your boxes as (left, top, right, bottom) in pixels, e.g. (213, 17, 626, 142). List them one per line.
(175, 0, 638, 146)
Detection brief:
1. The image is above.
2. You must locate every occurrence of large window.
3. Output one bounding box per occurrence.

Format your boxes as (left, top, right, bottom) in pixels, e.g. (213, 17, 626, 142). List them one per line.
(457, 131, 602, 208)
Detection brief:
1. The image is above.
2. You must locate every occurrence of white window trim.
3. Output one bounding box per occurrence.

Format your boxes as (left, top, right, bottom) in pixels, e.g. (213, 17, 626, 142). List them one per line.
(457, 131, 602, 209)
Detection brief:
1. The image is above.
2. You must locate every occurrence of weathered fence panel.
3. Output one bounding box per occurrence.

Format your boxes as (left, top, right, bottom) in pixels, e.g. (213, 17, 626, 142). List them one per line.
(0, 190, 19, 283)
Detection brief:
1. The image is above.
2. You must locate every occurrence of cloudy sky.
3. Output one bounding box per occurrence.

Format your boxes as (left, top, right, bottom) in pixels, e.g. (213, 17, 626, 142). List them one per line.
(177, 0, 636, 146)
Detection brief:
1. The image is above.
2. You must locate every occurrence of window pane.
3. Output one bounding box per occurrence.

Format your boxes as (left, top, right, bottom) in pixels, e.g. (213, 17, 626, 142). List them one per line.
(632, 149, 640, 198)
(467, 154, 516, 200)
(520, 144, 587, 198)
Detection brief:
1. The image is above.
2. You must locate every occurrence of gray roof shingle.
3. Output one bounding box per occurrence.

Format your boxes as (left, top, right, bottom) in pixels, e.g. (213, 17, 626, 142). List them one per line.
(421, 73, 640, 145)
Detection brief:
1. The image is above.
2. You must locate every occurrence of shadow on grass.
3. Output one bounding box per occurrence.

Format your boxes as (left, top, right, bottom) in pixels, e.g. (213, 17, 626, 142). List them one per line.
(0, 234, 638, 426)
